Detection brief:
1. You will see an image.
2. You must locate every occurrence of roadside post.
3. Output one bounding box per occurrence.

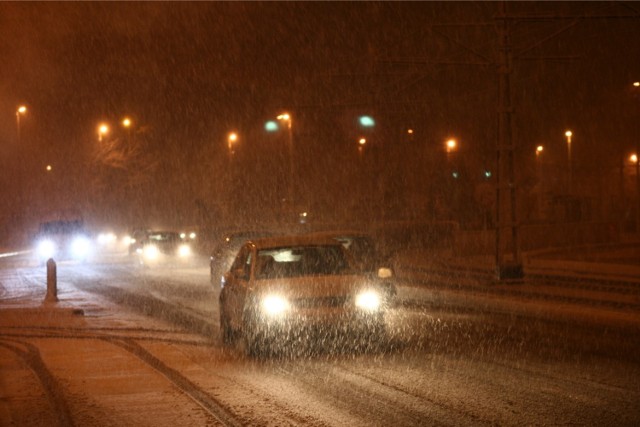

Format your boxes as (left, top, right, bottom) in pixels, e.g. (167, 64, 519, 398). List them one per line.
(45, 258, 58, 303)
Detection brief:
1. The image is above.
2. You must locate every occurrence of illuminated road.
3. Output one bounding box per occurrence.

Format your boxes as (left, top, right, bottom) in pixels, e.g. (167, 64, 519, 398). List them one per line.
(1, 253, 639, 425)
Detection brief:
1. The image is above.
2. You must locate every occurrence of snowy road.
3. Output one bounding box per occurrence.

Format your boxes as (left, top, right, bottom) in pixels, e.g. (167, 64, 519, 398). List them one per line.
(1, 255, 639, 425)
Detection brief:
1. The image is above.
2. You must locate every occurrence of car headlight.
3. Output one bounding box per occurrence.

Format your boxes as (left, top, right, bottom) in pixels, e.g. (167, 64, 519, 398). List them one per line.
(355, 290, 382, 311)
(97, 233, 116, 245)
(178, 244, 191, 257)
(143, 244, 159, 260)
(71, 236, 92, 259)
(261, 295, 290, 316)
(37, 239, 56, 259)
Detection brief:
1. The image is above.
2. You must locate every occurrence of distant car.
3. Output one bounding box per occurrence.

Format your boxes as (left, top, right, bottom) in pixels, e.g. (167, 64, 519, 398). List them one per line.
(127, 229, 151, 255)
(219, 235, 391, 356)
(209, 231, 272, 285)
(136, 230, 194, 267)
(33, 219, 93, 263)
(304, 230, 397, 301)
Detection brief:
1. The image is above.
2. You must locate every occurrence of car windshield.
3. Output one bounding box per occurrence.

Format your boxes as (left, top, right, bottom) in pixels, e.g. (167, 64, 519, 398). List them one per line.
(255, 245, 350, 279)
(333, 235, 377, 270)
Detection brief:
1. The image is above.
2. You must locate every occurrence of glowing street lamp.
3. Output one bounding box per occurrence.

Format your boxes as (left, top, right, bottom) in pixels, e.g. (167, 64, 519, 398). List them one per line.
(565, 130, 573, 194)
(16, 105, 27, 143)
(536, 145, 544, 156)
(357, 137, 367, 155)
(227, 132, 238, 154)
(122, 117, 132, 128)
(277, 112, 294, 207)
(98, 123, 109, 142)
(631, 153, 638, 164)
(446, 138, 457, 153)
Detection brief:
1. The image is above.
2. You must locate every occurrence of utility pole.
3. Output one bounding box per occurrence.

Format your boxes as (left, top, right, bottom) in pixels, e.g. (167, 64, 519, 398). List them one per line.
(495, 1, 523, 280)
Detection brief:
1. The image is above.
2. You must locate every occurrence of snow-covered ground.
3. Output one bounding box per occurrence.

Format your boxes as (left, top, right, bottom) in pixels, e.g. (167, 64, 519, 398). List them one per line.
(1, 245, 639, 426)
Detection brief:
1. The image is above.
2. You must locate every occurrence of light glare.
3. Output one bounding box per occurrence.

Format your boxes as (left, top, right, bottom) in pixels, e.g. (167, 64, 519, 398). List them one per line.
(355, 290, 381, 311)
(262, 295, 289, 315)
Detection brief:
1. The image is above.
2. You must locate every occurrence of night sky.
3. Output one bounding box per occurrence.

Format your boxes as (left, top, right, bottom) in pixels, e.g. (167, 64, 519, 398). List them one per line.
(1, 2, 639, 242)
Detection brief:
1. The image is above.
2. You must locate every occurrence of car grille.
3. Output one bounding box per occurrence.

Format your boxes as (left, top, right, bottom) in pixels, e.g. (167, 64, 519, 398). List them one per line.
(292, 296, 348, 309)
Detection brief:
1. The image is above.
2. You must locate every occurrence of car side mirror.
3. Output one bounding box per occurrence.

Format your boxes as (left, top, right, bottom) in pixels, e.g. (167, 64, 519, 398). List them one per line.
(233, 268, 247, 280)
(377, 267, 393, 279)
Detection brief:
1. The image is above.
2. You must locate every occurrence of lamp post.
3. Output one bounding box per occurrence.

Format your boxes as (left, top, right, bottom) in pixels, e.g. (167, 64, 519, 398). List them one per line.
(277, 112, 294, 209)
(565, 130, 572, 194)
(227, 132, 238, 156)
(16, 106, 27, 144)
(98, 123, 109, 142)
(536, 145, 544, 219)
(445, 138, 457, 156)
(358, 137, 367, 156)
(445, 138, 458, 178)
(633, 152, 640, 232)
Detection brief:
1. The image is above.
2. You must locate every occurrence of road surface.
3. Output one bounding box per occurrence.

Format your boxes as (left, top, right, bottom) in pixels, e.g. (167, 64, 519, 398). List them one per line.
(1, 252, 639, 426)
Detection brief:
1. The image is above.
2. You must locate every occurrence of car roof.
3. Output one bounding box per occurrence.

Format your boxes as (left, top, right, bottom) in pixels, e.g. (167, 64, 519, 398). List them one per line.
(249, 234, 346, 250)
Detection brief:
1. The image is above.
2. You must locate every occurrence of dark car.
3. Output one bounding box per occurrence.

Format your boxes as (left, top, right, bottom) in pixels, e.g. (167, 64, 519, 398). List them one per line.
(304, 230, 397, 300)
(127, 229, 151, 255)
(136, 230, 194, 267)
(33, 219, 93, 263)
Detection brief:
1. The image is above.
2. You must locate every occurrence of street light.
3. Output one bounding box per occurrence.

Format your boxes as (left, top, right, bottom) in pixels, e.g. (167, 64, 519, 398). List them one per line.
(121, 117, 133, 143)
(358, 137, 366, 155)
(445, 138, 457, 153)
(98, 123, 109, 142)
(277, 112, 294, 208)
(227, 132, 238, 154)
(16, 105, 27, 143)
(565, 130, 573, 194)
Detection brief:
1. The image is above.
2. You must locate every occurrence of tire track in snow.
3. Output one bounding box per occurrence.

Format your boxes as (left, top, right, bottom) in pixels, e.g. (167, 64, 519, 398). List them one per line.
(0, 338, 75, 427)
(101, 336, 242, 427)
(271, 360, 449, 426)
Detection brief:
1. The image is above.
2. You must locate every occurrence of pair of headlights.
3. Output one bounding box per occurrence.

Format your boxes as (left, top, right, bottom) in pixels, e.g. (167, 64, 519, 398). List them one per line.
(260, 289, 383, 316)
(141, 243, 191, 260)
(36, 236, 92, 260)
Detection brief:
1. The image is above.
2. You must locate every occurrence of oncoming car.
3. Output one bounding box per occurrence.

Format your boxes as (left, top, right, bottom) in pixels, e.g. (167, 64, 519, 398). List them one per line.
(34, 219, 93, 264)
(136, 231, 193, 267)
(304, 230, 397, 302)
(219, 235, 392, 356)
